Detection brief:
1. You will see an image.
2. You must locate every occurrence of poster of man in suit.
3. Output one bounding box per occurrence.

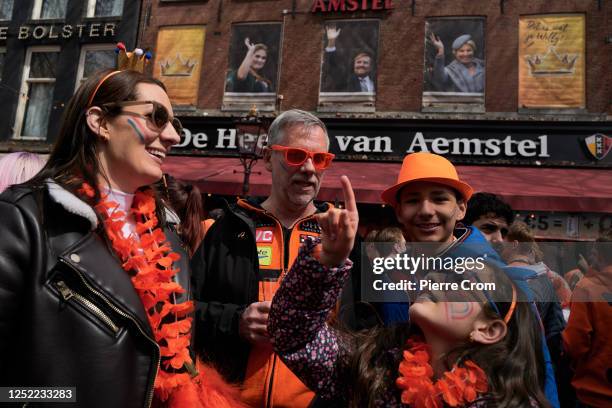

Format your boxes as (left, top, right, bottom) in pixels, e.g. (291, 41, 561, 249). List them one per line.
(320, 20, 379, 94)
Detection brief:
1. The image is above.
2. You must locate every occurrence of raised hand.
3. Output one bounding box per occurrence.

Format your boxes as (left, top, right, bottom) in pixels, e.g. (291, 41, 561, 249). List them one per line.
(325, 25, 341, 49)
(326, 25, 341, 40)
(314, 175, 359, 267)
(244, 37, 255, 51)
(429, 32, 444, 55)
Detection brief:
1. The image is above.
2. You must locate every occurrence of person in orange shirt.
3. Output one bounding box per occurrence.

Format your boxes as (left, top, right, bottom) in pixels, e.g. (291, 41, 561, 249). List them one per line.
(563, 230, 612, 408)
(191, 109, 368, 408)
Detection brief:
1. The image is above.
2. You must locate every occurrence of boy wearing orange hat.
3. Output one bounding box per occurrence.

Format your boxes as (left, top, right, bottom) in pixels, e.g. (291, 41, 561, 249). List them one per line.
(380, 152, 561, 408)
(381, 152, 473, 245)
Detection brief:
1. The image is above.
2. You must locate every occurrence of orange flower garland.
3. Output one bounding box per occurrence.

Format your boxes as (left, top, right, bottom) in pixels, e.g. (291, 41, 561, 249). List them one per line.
(79, 183, 195, 402)
(396, 337, 488, 408)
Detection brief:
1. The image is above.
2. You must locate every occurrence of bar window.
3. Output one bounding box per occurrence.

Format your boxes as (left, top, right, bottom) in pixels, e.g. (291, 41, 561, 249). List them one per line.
(85, 0, 124, 18)
(32, 0, 68, 20)
(75, 44, 116, 89)
(0, 0, 14, 20)
(14, 46, 60, 139)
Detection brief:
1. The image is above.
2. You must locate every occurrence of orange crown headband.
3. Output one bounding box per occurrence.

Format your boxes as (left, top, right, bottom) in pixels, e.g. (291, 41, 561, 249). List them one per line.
(86, 42, 152, 108)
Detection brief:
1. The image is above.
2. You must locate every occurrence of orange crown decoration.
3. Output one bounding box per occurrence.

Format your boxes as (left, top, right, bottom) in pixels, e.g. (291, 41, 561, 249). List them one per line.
(115, 42, 152, 73)
(159, 53, 197, 77)
(87, 43, 154, 107)
(525, 46, 578, 76)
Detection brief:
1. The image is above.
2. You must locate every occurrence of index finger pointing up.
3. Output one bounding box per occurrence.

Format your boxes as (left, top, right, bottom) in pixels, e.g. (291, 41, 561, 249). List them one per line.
(340, 175, 357, 213)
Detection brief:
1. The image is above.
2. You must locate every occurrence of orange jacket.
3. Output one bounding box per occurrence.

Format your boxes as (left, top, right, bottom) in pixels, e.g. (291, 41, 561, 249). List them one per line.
(238, 200, 330, 408)
(562, 265, 612, 407)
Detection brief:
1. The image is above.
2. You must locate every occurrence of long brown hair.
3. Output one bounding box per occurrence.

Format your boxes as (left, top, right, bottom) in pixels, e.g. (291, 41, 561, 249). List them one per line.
(155, 174, 205, 255)
(27, 69, 169, 221)
(348, 267, 549, 408)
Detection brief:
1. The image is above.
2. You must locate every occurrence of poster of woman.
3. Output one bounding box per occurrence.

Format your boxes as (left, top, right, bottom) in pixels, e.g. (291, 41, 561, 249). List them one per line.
(225, 23, 281, 95)
(423, 18, 485, 107)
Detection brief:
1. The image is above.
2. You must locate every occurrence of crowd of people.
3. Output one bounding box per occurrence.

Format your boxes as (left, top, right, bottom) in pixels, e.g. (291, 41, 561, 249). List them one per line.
(0, 66, 609, 408)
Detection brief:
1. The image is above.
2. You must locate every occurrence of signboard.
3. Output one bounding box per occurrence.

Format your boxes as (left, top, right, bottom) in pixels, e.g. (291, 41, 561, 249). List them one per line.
(153, 26, 206, 106)
(311, 0, 394, 13)
(519, 14, 585, 108)
(173, 117, 612, 167)
(518, 211, 612, 240)
(0, 23, 117, 41)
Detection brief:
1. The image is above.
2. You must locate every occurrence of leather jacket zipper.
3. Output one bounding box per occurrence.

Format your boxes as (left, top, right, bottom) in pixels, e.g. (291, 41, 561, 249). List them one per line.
(55, 280, 119, 334)
(59, 259, 160, 408)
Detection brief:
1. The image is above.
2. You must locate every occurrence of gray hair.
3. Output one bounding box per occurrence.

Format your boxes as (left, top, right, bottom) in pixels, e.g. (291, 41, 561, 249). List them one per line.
(267, 109, 329, 149)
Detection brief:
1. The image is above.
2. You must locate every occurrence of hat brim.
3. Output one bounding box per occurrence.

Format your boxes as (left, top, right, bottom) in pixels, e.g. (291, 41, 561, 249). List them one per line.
(381, 177, 474, 207)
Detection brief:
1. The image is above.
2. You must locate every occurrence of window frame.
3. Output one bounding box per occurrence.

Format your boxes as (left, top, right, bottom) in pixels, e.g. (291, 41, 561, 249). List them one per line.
(75, 43, 116, 91)
(85, 0, 124, 18)
(13, 45, 61, 140)
(0, 46, 6, 82)
(31, 0, 67, 20)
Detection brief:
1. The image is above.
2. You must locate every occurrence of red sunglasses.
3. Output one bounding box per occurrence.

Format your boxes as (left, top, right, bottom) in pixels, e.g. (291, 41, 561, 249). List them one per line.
(270, 145, 335, 170)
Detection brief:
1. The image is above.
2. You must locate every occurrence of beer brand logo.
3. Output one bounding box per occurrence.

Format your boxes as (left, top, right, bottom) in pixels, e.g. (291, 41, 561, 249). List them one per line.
(585, 133, 612, 160)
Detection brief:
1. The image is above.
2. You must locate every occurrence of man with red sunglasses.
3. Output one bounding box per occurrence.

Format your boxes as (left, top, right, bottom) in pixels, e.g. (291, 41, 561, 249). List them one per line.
(191, 109, 371, 408)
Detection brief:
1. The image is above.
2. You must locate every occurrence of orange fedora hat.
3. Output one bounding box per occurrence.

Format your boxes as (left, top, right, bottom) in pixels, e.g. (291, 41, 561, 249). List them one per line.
(381, 152, 474, 206)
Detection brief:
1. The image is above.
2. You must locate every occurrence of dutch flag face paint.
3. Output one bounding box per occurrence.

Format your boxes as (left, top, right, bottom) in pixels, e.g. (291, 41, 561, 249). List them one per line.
(127, 118, 146, 144)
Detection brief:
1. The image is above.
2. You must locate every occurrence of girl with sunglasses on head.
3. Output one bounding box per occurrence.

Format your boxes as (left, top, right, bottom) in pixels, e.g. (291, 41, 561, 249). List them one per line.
(267, 177, 549, 407)
(0, 69, 245, 408)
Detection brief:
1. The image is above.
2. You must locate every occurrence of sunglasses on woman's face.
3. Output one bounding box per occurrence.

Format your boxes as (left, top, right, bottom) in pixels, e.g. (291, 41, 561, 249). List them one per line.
(102, 100, 183, 135)
(270, 145, 335, 170)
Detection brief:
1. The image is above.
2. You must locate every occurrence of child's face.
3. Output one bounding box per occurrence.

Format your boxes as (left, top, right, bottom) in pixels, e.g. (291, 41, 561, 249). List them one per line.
(395, 182, 466, 243)
(410, 277, 485, 342)
(410, 298, 484, 342)
(409, 271, 508, 346)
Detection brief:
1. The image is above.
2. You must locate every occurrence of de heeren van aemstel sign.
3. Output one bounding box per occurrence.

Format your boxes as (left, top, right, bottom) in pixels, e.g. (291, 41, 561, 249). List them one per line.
(173, 119, 611, 167)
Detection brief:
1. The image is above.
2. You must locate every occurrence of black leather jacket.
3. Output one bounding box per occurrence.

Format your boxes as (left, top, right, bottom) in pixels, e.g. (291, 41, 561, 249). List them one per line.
(0, 183, 191, 408)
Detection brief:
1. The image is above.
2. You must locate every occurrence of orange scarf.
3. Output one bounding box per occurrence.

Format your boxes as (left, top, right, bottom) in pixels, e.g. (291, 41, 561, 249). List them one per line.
(78, 183, 246, 407)
(80, 184, 194, 400)
(395, 337, 488, 408)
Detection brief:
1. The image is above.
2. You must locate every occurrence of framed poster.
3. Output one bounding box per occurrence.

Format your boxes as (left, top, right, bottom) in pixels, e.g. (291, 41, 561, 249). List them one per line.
(153, 25, 206, 106)
(318, 19, 379, 112)
(519, 14, 585, 109)
(423, 18, 485, 109)
(223, 23, 281, 111)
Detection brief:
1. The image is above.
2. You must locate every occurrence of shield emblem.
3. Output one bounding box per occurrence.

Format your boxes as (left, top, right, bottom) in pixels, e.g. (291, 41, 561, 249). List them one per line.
(585, 133, 612, 160)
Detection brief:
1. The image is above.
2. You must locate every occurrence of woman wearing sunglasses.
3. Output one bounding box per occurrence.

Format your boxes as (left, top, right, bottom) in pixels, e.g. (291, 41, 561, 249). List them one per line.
(0, 69, 244, 407)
